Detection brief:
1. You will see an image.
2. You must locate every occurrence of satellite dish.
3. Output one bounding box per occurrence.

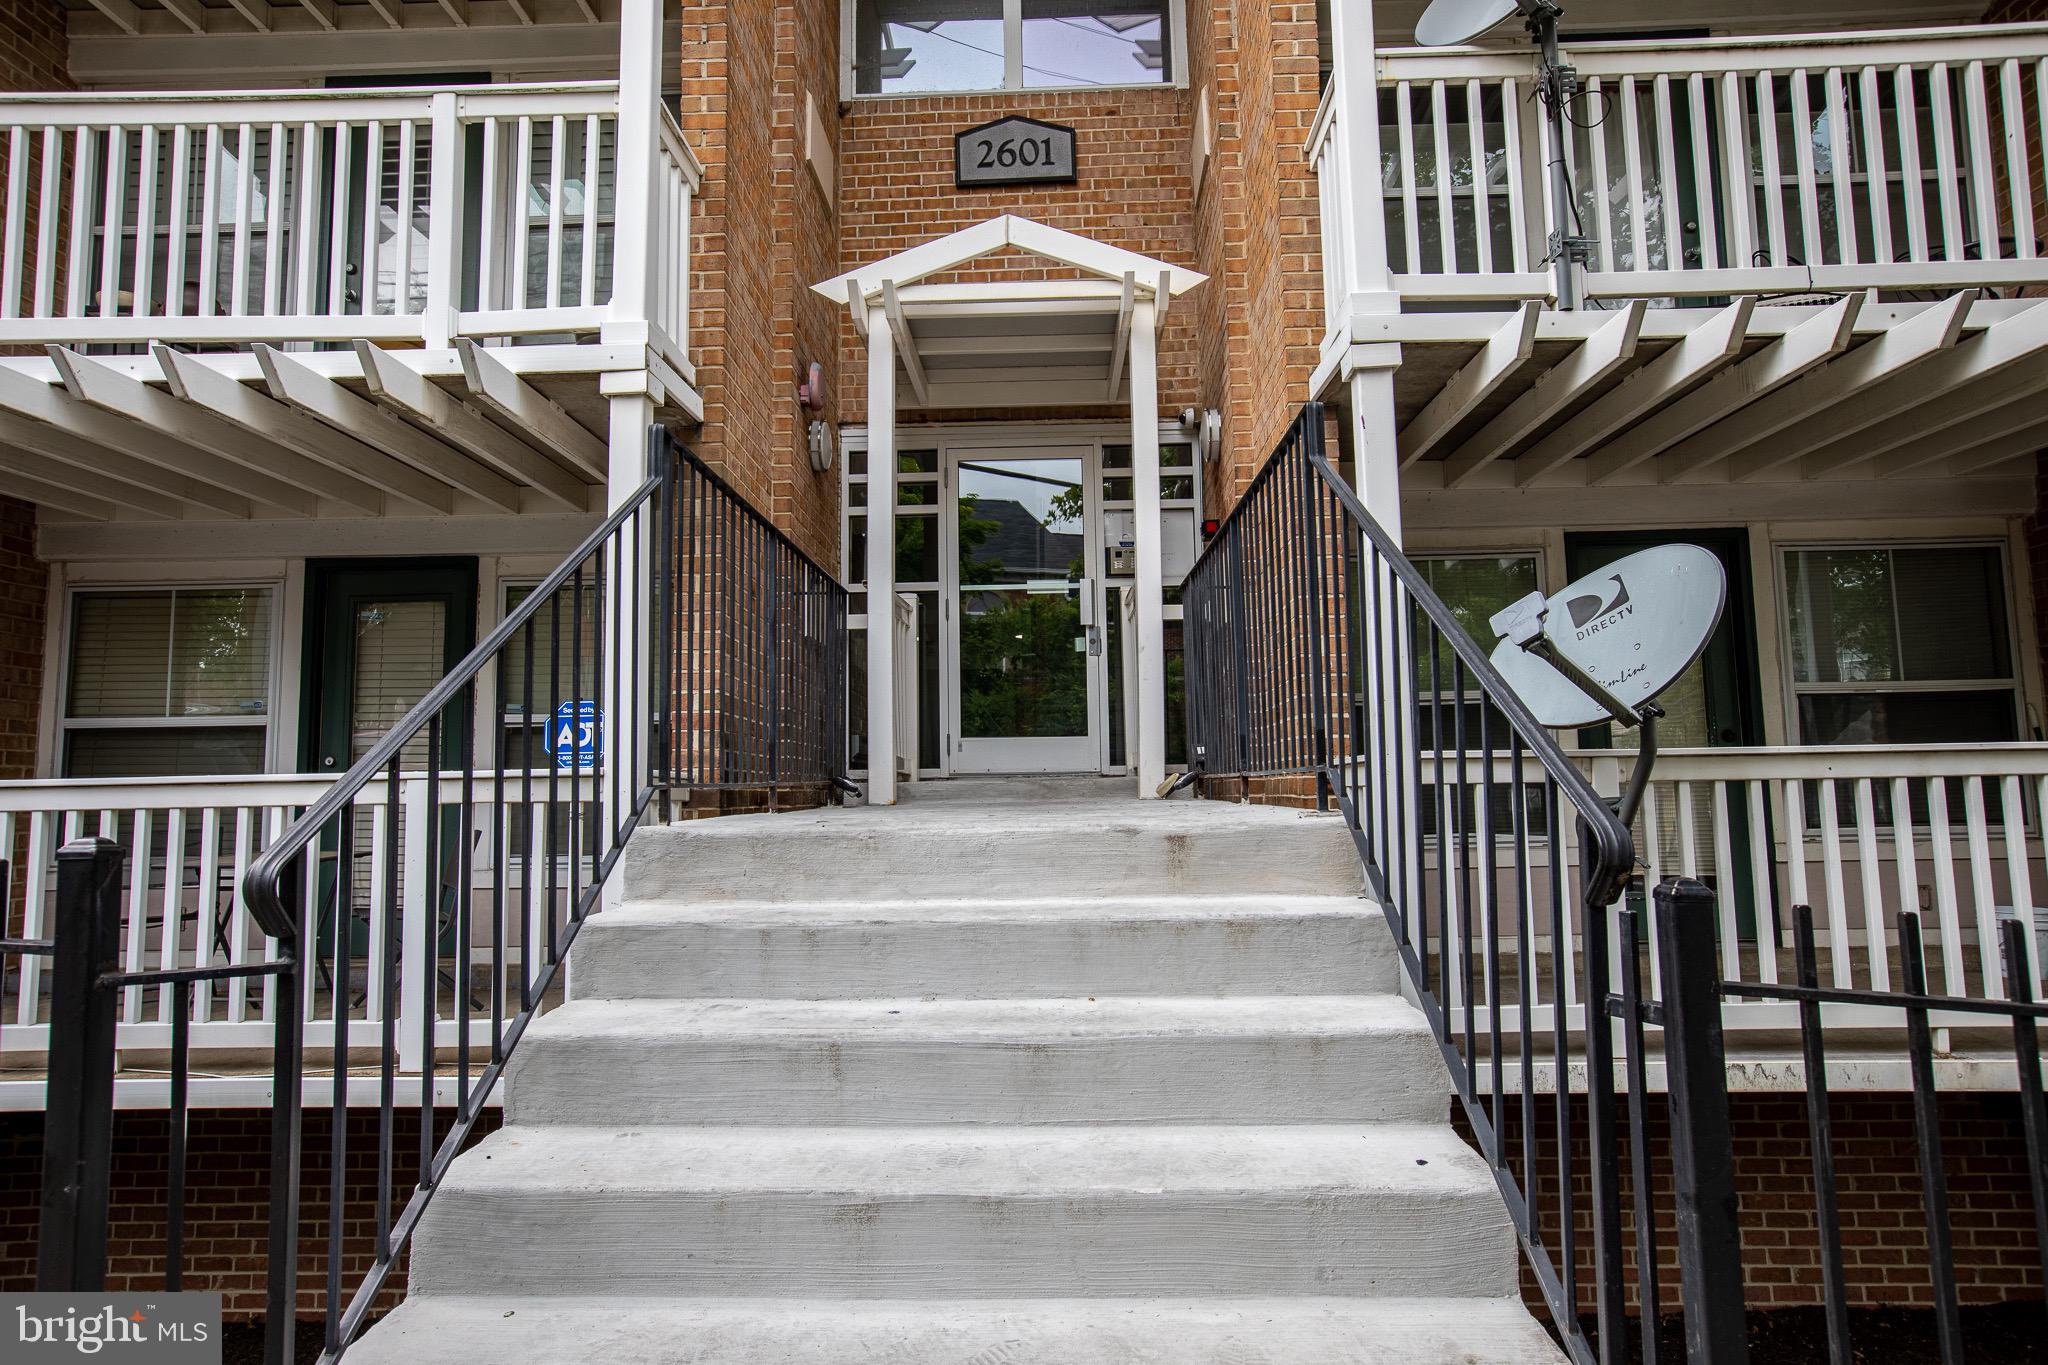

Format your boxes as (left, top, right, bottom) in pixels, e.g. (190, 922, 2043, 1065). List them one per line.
(1487, 545, 1727, 730)
(1416, 0, 1522, 47)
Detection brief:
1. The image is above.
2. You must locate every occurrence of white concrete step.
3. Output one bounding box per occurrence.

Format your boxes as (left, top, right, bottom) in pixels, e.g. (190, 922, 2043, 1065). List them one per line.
(503, 995, 1447, 1126)
(347, 1295, 1567, 1365)
(620, 800, 1360, 903)
(570, 895, 1393, 999)
(408, 1124, 1517, 1300)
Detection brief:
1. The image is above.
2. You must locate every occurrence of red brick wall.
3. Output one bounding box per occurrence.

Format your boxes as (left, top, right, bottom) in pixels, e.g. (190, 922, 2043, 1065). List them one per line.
(0, 0, 69, 94)
(7, 1092, 2031, 1326)
(1457, 1093, 2044, 1319)
(836, 86, 1202, 426)
(767, 2, 844, 565)
(1185, 2, 1324, 514)
(0, 1108, 501, 1320)
(0, 499, 46, 781)
(678, 4, 841, 568)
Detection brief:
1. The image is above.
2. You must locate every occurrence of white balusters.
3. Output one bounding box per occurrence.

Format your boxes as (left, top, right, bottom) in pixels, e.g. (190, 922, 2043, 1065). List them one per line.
(1356, 35, 2048, 302)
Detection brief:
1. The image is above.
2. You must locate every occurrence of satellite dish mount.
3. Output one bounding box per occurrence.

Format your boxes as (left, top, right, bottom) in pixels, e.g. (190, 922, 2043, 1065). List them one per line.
(1415, 0, 1596, 308)
(1486, 544, 1727, 830)
(1491, 591, 1667, 828)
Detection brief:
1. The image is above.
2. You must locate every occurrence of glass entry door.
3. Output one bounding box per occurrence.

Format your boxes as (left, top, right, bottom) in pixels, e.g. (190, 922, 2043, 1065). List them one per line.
(945, 447, 1102, 774)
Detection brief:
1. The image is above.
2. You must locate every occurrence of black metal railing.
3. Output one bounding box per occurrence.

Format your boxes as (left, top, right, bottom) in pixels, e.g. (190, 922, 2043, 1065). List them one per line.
(1185, 403, 1702, 1364)
(1733, 907, 2048, 1365)
(1184, 402, 2048, 1364)
(17, 426, 846, 1365)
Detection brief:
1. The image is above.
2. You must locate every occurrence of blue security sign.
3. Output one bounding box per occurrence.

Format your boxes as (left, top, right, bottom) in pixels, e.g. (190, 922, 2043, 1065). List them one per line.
(550, 700, 601, 771)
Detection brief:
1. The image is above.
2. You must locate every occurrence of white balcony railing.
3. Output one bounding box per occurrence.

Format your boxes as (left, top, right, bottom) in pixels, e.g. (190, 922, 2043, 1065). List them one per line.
(0, 771, 591, 1089)
(1435, 743, 2048, 1040)
(0, 82, 700, 373)
(1318, 24, 2048, 311)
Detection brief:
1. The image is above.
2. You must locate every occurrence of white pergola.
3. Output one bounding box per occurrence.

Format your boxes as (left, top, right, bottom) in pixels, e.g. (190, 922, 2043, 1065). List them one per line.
(815, 216, 1206, 804)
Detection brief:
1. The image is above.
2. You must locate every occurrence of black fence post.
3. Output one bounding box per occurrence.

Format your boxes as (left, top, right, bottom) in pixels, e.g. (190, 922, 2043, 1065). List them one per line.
(1653, 875, 1749, 1365)
(37, 836, 124, 1292)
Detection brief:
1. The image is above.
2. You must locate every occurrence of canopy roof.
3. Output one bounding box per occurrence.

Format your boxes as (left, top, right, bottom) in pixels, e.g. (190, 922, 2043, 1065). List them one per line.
(816, 216, 1205, 410)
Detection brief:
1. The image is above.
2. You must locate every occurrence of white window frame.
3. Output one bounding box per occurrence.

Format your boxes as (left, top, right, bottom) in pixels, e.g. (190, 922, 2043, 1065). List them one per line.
(842, 0, 1189, 99)
(55, 579, 287, 779)
(1775, 537, 2025, 748)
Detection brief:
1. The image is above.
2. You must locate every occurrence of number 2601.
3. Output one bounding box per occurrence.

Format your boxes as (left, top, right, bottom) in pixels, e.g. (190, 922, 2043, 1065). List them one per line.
(976, 135, 1060, 170)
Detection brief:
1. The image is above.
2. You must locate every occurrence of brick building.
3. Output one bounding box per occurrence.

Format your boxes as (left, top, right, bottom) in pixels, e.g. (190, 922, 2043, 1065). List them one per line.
(0, 0, 2045, 1359)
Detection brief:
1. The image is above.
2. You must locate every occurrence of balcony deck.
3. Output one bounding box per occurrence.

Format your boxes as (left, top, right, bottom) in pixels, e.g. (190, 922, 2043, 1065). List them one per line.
(0, 80, 701, 522)
(1312, 23, 2048, 513)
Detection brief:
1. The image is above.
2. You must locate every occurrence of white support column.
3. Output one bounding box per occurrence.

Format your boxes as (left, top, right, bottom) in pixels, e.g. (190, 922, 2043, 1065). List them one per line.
(606, 0, 663, 348)
(865, 301, 898, 806)
(1347, 347, 1404, 542)
(1131, 295, 1165, 799)
(423, 91, 461, 348)
(1326, 0, 1395, 308)
(604, 390, 653, 903)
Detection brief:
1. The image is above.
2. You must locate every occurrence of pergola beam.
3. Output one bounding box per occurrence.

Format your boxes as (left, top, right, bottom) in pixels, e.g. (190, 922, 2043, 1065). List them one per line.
(1585, 295, 1862, 486)
(293, 0, 338, 29)
(80, 0, 144, 34)
(361, 0, 403, 27)
(155, 0, 209, 32)
(455, 339, 607, 479)
(256, 346, 522, 512)
(1514, 297, 1753, 487)
(0, 465, 115, 520)
(0, 409, 247, 518)
(1104, 272, 1135, 402)
(27, 353, 317, 516)
(882, 281, 930, 408)
(221, 0, 274, 32)
(1718, 291, 1976, 482)
(1866, 388, 2048, 480)
(1938, 417, 2048, 477)
(1803, 363, 2048, 478)
(154, 346, 436, 515)
(1397, 301, 1539, 467)
(354, 341, 588, 510)
(1442, 301, 1644, 488)
(1803, 300, 2048, 482)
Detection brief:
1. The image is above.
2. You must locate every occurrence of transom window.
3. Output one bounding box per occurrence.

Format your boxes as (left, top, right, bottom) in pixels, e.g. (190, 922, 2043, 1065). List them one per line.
(62, 587, 275, 778)
(1783, 544, 2020, 746)
(850, 0, 1178, 96)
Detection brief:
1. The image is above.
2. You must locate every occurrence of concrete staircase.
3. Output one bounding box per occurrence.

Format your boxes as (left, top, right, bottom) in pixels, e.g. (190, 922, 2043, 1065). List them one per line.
(349, 780, 1563, 1363)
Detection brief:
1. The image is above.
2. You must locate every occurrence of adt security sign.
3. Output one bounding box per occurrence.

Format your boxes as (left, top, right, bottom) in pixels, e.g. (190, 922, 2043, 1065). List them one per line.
(551, 700, 601, 771)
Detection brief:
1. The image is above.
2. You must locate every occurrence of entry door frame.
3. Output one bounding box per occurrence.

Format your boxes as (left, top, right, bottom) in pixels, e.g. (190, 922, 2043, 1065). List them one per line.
(298, 556, 479, 774)
(941, 441, 1108, 775)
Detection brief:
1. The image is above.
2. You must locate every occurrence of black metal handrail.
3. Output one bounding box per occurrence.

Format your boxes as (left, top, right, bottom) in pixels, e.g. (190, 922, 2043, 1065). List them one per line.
(1184, 403, 1653, 1363)
(201, 425, 844, 1364)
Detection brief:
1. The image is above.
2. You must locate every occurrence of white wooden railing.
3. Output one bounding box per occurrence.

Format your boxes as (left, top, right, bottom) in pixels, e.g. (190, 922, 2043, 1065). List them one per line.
(1321, 24, 2048, 307)
(0, 771, 591, 1073)
(1433, 743, 2048, 1035)
(0, 82, 700, 373)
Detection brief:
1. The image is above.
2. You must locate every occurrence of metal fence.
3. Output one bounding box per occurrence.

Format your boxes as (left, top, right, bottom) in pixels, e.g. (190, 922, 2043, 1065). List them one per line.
(1182, 402, 2048, 1364)
(7, 426, 848, 1365)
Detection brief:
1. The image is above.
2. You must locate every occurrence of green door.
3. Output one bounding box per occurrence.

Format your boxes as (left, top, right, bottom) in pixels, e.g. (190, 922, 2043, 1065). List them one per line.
(1566, 530, 1765, 931)
(301, 559, 477, 962)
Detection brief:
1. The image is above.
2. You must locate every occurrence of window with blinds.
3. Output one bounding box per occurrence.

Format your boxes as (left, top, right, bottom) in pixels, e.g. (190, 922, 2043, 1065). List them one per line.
(63, 587, 274, 778)
(1784, 544, 2020, 746)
